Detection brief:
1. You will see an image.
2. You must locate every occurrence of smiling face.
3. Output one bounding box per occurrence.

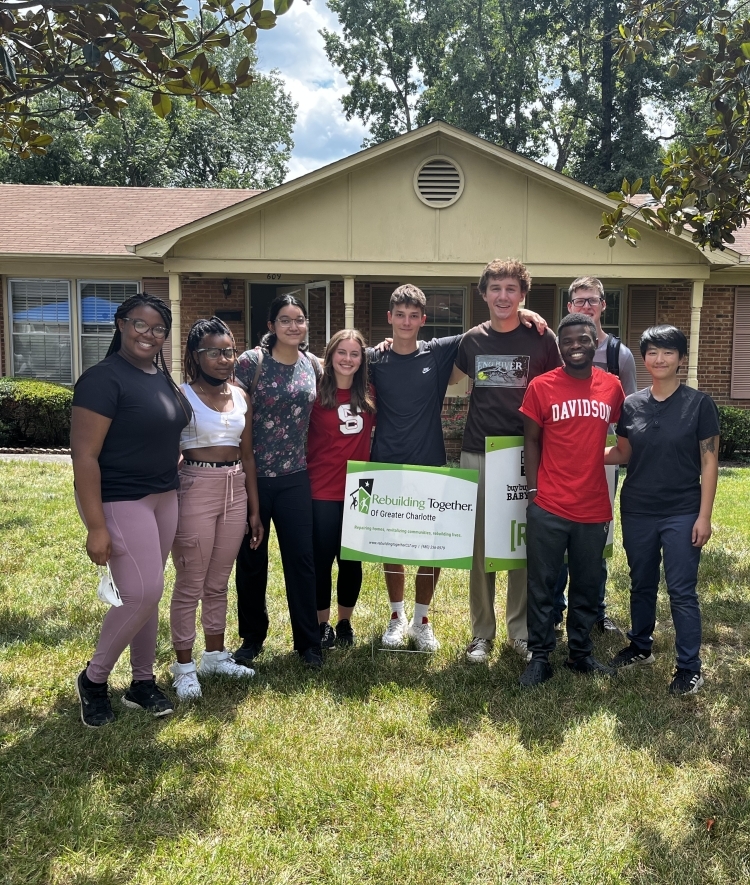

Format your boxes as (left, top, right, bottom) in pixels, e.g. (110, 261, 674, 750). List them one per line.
(331, 336, 363, 381)
(643, 344, 685, 381)
(116, 304, 166, 366)
(559, 323, 597, 372)
(567, 286, 605, 327)
(194, 332, 235, 382)
(387, 302, 426, 345)
(270, 303, 307, 348)
(483, 276, 525, 328)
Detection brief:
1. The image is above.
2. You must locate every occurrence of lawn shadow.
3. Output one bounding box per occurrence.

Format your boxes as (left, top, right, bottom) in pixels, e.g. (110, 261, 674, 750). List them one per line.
(0, 603, 91, 650)
(0, 691, 234, 883)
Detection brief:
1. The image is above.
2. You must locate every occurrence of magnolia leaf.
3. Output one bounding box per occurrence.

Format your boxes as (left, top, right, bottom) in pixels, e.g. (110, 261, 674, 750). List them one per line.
(741, 42, 750, 60)
(179, 22, 197, 42)
(274, 0, 293, 13)
(250, 0, 263, 15)
(243, 23, 258, 42)
(29, 133, 54, 147)
(164, 79, 196, 94)
(632, 177, 643, 194)
(151, 91, 172, 117)
(255, 10, 277, 28)
(236, 55, 251, 79)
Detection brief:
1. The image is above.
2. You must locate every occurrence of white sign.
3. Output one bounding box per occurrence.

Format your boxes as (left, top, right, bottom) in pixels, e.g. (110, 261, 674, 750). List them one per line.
(484, 436, 616, 572)
(340, 461, 479, 569)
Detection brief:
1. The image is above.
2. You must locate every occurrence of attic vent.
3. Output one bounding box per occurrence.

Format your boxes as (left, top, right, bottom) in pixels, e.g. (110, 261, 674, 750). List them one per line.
(414, 155, 464, 207)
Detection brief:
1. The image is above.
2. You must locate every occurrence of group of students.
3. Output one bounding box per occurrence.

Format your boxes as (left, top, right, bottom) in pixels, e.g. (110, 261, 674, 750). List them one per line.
(70, 258, 719, 729)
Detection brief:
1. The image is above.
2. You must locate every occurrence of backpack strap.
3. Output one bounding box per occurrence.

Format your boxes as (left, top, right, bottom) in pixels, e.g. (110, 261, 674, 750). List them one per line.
(606, 334, 621, 376)
(248, 348, 264, 399)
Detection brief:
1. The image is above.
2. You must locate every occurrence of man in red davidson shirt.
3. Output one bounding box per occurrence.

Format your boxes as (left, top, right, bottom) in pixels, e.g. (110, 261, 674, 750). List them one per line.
(518, 313, 625, 687)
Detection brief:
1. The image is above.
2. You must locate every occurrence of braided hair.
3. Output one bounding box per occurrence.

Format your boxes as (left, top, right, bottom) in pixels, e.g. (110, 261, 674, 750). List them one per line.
(106, 292, 187, 415)
(184, 316, 235, 383)
(260, 293, 309, 352)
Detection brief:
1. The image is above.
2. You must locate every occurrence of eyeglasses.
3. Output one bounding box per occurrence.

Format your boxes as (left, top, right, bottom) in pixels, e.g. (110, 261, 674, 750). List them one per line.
(570, 297, 603, 308)
(195, 347, 238, 360)
(275, 317, 307, 327)
(122, 317, 168, 339)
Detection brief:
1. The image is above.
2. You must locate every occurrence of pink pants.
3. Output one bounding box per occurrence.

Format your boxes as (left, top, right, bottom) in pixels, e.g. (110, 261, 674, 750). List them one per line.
(170, 463, 248, 650)
(79, 491, 178, 684)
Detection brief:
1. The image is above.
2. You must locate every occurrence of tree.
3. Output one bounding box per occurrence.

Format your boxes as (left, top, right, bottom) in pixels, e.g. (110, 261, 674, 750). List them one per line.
(323, 0, 672, 192)
(600, 1, 750, 250)
(0, 40, 295, 186)
(0, 0, 294, 157)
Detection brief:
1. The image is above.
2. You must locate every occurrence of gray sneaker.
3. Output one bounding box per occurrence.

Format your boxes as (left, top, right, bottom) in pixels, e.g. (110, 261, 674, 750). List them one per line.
(507, 638, 532, 663)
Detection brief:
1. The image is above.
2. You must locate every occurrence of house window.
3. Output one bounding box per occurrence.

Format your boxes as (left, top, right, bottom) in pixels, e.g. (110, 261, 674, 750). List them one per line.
(419, 288, 465, 340)
(559, 287, 623, 336)
(9, 279, 72, 383)
(79, 281, 139, 373)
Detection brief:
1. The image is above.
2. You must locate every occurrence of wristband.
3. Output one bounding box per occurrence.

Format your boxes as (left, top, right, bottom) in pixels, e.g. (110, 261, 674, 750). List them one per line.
(527, 488, 537, 493)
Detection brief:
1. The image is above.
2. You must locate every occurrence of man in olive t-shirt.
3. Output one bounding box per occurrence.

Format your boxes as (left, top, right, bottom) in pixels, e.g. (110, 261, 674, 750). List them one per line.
(449, 259, 561, 665)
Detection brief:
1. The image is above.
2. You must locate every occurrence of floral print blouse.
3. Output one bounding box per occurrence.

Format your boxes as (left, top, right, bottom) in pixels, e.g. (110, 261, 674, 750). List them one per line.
(235, 347, 320, 477)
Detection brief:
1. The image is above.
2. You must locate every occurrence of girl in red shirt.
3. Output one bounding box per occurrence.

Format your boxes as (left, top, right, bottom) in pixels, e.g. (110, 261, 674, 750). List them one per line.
(307, 329, 376, 647)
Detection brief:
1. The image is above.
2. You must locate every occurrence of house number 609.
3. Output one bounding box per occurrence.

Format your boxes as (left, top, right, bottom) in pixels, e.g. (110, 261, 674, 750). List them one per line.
(266, 273, 281, 280)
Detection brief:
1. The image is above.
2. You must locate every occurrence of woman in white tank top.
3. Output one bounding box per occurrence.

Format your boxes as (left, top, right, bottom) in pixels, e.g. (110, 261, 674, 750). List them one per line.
(169, 317, 263, 702)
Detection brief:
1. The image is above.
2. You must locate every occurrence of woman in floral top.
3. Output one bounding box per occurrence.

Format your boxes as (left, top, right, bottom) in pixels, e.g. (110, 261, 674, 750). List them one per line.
(233, 294, 324, 667)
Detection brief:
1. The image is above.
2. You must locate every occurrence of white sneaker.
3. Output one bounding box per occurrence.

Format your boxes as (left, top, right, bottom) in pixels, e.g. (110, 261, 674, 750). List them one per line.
(508, 638, 532, 662)
(465, 637, 493, 664)
(381, 613, 408, 648)
(408, 619, 440, 652)
(199, 649, 255, 678)
(170, 660, 202, 701)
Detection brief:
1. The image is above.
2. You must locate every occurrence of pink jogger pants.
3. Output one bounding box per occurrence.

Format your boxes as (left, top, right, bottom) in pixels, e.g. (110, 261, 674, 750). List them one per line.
(80, 490, 178, 684)
(170, 463, 248, 650)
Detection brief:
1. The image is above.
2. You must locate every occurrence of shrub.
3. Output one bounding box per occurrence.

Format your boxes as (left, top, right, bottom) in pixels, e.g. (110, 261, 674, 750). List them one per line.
(0, 378, 73, 447)
(442, 396, 469, 440)
(718, 406, 750, 459)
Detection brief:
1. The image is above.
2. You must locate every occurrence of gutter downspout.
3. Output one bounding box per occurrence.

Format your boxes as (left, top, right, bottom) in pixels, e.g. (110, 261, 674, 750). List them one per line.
(687, 280, 703, 389)
(169, 273, 182, 382)
(344, 276, 355, 329)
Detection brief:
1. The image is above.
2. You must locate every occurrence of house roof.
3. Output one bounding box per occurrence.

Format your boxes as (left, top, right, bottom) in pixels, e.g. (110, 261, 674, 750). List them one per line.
(0, 184, 260, 257)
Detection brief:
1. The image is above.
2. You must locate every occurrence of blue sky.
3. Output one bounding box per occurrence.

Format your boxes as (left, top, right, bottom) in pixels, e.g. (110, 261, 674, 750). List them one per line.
(254, 1, 369, 181)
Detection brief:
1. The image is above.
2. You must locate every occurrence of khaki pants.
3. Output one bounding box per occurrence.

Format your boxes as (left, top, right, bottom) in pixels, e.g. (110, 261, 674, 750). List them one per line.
(460, 450, 527, 643)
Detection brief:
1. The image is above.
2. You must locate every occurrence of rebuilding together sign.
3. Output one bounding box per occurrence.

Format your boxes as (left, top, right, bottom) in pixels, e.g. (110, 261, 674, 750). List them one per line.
(340, 461, 479, 569)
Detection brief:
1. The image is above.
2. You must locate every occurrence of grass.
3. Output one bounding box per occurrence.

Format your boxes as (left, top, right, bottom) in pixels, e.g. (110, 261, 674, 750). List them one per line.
(1, 460, 750, 884)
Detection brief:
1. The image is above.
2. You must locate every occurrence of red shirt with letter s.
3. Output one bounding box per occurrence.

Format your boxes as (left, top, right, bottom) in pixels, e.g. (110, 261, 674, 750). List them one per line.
(307, 387, 376, 501)
(519, 367, 625, 522)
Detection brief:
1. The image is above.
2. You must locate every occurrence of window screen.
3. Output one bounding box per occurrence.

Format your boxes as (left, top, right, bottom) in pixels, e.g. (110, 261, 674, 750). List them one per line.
(80, 281, 139, 372)
(420, 288, 465, 340)
(10, 279, 72, 383)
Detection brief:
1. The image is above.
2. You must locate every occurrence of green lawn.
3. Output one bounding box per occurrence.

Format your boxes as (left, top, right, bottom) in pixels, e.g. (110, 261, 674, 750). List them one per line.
(1, 461, 749, 885)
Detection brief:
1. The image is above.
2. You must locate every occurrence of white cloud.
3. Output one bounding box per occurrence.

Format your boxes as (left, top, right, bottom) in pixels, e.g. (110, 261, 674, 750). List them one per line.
(255, 1, 369, 181)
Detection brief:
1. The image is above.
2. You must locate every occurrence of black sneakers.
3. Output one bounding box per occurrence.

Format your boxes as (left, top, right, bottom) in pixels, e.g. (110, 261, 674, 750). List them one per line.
(335, 619, 355, 647)
(519, 660, 553, 687)
(75, 669, 115, 728)
(121, 679, 174, 717)
(299, 646, 324, 668)
(595, 616, 623, 635)
(234, 641, 263, 667)
(611, 644, 656, 670)
(319, 622, 336, 649)
(669, 668, 704, 696)
(565, 655, 617, 677)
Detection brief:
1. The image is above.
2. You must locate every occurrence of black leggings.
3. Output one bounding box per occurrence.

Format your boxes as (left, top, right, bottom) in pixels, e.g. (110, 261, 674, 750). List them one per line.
(235, 471, 320, 653)
(312, 499, 362, 612)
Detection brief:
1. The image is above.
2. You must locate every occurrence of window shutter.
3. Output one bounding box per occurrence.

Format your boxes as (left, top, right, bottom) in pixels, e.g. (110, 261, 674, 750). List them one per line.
(370, 284, 396, 345)
(10, 279, 72, 383)
(470, 285, 486, 327)
(628, 286, 658, 391)
(731, 286, 750, 399)
(142, 278, 171, 373)
(526, 285, 556, 327)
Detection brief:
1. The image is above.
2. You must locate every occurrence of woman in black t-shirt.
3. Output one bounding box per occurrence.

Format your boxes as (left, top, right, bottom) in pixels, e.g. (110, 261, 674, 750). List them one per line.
(71, 293, 191, 728)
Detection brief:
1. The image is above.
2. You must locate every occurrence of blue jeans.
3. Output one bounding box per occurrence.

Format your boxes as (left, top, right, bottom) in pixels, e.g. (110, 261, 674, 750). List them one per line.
(621, 512, 702, 672)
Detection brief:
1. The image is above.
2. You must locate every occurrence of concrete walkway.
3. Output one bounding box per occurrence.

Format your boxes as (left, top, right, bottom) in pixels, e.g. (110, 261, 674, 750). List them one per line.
(0, 453, 72, 464)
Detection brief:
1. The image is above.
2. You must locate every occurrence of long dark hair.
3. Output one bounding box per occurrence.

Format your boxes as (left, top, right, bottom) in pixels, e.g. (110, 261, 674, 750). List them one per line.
(183, 316, 235, 383)
(260, 293, 309, 352)
(107, 292, 187, 416)
(318, 329, 375, 414)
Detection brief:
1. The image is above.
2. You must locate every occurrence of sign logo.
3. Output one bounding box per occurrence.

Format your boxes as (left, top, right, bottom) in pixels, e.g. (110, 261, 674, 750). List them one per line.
(350, 477, 374, 513)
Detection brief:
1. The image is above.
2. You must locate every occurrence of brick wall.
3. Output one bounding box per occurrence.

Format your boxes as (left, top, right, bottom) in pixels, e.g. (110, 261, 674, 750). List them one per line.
(656, 284, 747, 406)
(179, 278, 247, 360)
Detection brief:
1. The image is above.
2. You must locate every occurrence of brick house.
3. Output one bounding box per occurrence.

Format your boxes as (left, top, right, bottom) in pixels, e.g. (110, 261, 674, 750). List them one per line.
(2, 121, 750, 430)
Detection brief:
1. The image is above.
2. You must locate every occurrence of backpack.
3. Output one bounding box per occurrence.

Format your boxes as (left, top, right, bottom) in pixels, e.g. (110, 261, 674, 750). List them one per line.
(605, 334, 621, 377)
(247, 347, 322, 400)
